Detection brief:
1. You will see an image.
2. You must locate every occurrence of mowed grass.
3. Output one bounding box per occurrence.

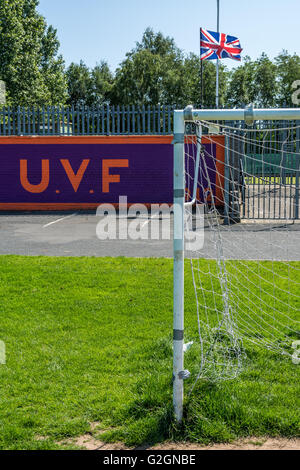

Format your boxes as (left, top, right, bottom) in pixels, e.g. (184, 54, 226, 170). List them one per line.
(0, 255, 299, 450)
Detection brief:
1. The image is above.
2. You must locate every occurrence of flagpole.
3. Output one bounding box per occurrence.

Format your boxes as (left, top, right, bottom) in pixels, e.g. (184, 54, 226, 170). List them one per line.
(216, 0, 220, 108)
(200, 27, 203, 108)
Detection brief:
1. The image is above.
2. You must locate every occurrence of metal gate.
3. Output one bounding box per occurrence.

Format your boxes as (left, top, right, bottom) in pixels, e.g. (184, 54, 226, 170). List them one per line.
(225, 124, 300, 221)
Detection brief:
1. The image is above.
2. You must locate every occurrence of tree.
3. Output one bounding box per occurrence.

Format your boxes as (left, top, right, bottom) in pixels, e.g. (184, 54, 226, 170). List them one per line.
(91, 61, 114, 106)
(40, 25, 67, 106)
(226, 56, 256, 107)
(0, 0, 67, 106)
(66, 60, 113, 107)
(66, 61, 92, 107)
(110, 28, 186, 106)
(225, 54, 278, 108)
(110, 28, 231, 108)
(183, 53, 228, 108)
(253, 53, 278, 107)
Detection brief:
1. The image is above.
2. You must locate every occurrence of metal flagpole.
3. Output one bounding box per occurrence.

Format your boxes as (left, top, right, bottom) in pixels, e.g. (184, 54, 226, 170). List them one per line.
(200, 27, 203, 108)
(216, 0, 220, 108)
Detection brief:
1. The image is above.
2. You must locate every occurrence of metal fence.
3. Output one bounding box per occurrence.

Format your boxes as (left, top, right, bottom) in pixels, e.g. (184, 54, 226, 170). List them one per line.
(225, 123, 300, 221)
(0, 105, 176, 136)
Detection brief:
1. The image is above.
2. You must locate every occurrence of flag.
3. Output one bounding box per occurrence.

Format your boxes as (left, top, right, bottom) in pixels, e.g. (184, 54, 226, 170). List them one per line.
(200, 28, 242, 61)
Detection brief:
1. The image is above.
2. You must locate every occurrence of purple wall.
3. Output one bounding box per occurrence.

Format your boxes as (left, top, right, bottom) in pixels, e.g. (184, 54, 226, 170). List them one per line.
(0, 139, 173, 208)
(0, 136, 223, 210)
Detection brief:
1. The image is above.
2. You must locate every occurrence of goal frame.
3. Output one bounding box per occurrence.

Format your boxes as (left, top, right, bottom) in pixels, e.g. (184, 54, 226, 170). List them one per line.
(173, 105, 300, 422)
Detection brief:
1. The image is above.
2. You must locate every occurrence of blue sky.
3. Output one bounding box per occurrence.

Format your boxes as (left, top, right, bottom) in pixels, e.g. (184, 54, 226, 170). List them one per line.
(38, 0, 300, 71)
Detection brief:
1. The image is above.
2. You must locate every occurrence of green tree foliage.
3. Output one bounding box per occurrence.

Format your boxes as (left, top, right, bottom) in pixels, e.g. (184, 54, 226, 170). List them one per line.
(183, 53, 227, 108)
(90, 61, 114, 106)
(66, 60, 113, 107)
(226, 56, 256, 107)
(1, 7, 300, 111)
(66, 61, 92, 106)
(67, 29, 300, 109)
(40, 25, 67, 105)
(227, 53, 282, 108)
(0, 0, 67, 106)
(109, 29, 228, 108)
(110, 28, 186, 106)
(253, 53, 278, 107)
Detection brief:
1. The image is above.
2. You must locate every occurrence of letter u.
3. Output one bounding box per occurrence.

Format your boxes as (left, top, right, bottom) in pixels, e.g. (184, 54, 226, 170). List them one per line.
(20, 159, 49, 193)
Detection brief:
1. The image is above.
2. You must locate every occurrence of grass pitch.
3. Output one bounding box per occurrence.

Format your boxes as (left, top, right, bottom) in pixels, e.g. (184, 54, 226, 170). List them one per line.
(0, 255, 299, 450)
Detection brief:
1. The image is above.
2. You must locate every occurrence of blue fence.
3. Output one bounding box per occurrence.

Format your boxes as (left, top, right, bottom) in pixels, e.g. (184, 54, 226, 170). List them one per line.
(0, 105, 175, 136)
(1, 105, 300, 139)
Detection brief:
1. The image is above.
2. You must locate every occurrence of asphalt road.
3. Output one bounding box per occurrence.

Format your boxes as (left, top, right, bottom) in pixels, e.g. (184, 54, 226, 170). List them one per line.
(0, 212, 299, 261)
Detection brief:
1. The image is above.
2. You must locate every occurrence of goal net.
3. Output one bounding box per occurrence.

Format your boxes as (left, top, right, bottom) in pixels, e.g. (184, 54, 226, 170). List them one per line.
(183, 118, 300, 390)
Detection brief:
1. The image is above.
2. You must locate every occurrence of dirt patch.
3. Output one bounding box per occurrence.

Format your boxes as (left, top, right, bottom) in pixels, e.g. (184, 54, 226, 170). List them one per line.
(57, 422, 131, 450)
(151, 438, 300, 451)
(62, 434, 300, 451)
(67, 434, 131, 451)
(49, 422, 300, 451)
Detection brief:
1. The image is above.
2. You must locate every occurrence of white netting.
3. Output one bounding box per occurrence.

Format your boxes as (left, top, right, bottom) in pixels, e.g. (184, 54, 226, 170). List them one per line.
(184, 120, 300, 385)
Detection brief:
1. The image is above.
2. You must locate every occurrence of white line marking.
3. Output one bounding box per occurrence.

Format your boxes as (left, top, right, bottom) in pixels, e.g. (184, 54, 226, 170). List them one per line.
(43, 213, 77, 228)
(141, 213, 161, 228)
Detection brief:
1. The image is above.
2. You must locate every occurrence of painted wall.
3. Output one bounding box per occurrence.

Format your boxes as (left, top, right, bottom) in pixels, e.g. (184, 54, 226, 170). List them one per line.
(0, 135, 224, 210)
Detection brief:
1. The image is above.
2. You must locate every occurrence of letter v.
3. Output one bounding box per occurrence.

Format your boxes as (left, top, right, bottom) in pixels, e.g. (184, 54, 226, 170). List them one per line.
(60, 159, 90, 192)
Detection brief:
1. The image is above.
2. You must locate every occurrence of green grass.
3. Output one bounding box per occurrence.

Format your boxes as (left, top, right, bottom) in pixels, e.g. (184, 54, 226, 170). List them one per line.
(0, 255, 299, 450)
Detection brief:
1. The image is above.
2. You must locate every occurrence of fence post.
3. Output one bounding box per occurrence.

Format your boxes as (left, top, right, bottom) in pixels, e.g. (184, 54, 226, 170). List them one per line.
(7, 106, 11, 135)
(2, 106, 6, 135)
(107, 104, 110, 135)
(295, 155, 300, 220)
(132, 105, 135, 134)
(224, 133, 230, 224)
(17, 106, 21, 135)
(112, 105, 115, 135)
(127, 105, 130, 135)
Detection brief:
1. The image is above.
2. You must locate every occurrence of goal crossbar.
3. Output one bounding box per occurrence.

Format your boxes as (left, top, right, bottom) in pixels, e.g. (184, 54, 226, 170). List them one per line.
(181, 105, 300, 124)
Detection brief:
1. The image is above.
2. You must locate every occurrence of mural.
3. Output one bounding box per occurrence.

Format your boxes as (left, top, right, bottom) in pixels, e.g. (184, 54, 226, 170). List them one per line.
(0, 135, 224, 210)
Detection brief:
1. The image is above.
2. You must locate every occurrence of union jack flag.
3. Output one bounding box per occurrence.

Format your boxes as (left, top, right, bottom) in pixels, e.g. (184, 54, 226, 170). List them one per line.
(200, 28, 242, 61)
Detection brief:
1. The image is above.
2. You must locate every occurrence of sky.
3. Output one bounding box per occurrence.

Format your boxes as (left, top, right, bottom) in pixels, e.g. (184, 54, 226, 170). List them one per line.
(38, 0, 300, 72)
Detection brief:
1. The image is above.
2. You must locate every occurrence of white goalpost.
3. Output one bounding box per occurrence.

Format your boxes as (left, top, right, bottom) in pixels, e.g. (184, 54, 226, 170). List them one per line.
(173, 106, 300, 422)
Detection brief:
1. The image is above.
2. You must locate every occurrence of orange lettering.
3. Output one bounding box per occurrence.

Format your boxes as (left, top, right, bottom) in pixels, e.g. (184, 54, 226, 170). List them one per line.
(20, 159, 49, 193)
(102, 159, 129, 193)
(60, 159, 90, 192)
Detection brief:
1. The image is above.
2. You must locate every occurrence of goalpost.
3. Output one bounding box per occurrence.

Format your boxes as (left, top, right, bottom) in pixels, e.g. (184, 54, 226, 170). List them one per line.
(173, 106, 300, 422)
